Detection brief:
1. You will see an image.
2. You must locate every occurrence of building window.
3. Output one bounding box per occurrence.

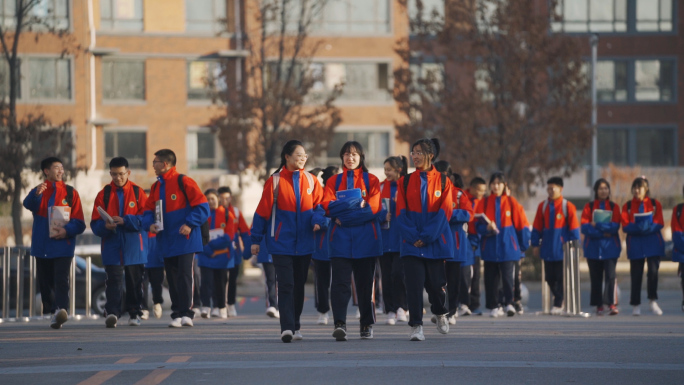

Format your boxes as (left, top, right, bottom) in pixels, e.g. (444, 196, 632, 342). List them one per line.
(32, 129, 74, 169)
(596, 61, 627, 102)
(408, 0, 444, 22)
(634, 59, 674, 101)
(591, 58, 675, 103)
(0, 58, 20, 99)
(100, 0, 143, 31)
(186, 0, 226, 34)
(635, 128, 675, 166)
(329, 130, 390, 167)
(102, 60, 145, 101)
(0, 0, 70, 29)
(26, 58, 71, 100)
(320, 0, 390, 34)
(186, 128, 225, 170)
(636, 0, 673, 32)
(552, 0, 674, 33)
(597, 128, 629, 166)
(597, 127, 675, 167)
(309, 62, 392, 103)
(104, 130, 146, 169)
(187, 60, 223, 100)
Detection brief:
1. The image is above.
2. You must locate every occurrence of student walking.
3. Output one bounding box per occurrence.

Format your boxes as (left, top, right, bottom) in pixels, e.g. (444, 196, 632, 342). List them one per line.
(143, 229, 165, 319)
(23, 157, 86, 329)
(251, 140, 325, 343)
(219, 186, 251, 317)
(91, 157, 149, 328)
(379, 156, 408, 325)
(671, 184, 684, 313)
(464, 177, 487, 315)
(531, 176, 580, 316)
(322, 141, 383, 341)
(447, 172, 473, 322)
(475, 172, 530, 318)
(311, 166, 338, 325)
(143, 149, 210, 328)
(580, 178, 622, 316)
(396, 138, 454, 341)
(621, 177, 665, 316)
(251, 238, 279, 319)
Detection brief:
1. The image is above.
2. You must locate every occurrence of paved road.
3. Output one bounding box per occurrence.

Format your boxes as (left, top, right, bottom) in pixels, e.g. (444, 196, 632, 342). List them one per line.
(1, 282, 683, 385)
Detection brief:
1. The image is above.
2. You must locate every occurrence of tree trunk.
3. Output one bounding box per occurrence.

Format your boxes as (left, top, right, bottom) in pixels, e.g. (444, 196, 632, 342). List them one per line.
(11, 173, 24, 247)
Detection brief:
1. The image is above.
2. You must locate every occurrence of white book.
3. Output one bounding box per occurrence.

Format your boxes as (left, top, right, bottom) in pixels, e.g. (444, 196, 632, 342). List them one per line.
(97, 206, 115, 224)
(475, 213, 499, 234)
(155, 200, 164, 231)
(209, 228, 224, 241)
(48, 206, 70, 238)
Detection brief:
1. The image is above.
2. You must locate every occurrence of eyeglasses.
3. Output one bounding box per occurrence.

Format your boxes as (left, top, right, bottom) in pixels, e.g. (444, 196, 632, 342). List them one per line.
(110, 172, 128, 177)
(410, 151, 424, 157)
(152, 160, 164, 166)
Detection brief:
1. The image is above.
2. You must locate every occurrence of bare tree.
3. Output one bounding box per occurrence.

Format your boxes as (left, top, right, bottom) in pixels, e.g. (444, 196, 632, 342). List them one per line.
(210, 0, 342, 182)
(0, 0, 77, 246)
(395, 0, 592, 195)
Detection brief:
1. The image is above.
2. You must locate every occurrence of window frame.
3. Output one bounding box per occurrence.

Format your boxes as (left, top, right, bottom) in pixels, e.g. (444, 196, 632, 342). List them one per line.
(103, 126, 148, 170)
(186, 59, 224, 104)
(325, 126, 394, 168)
(184, 0, 229, 36)
(0, 0, 72, 31)
(596, 125, 678, 167)
(17, 54, 75, 104)
(186, 126, 226, 171)
(101, 57, 146, 104)
(590, 56, 677, 105)
(99, 0, 144, 32)
(305, 58, 395, 105)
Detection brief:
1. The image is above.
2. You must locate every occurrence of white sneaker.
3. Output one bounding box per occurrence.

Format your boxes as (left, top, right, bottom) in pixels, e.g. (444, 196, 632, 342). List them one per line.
(317, 312, 329, 325)
(632, 305, 641, 316)
(436, 314, 449, 334)
(105, 314, 117, 328)
(649, 301, 663, 316)
(219, 308, 228, 319)
(141, 310, 149, 320)
(281, 330, 293, 343)
(181, 316, 194, 327)
(386, 312, 396, 325)
(201, 307, 211, 319)
(396, 308, 408, 322)
(169, 318, 182, 328)
(50, 309, 68, 329)
(128, 316, 141, 326)
(153, 303, 162, 319)
(409, 325, 425, 341)
(490, 308, 500, 318)
(266, 306, 279, 318)
(506, 304, 516, 317)
(355, 308, 360, 319)
(448, 315, 456, 325)
(211, 307, 220, 318)
(458, 304, 472, 317)
(550, 306, 563, 316)
(293, 330, 303, 340)
(228, 304, 237, 317)
(192, 308, 201, 317)
(497, 307, 505, 317)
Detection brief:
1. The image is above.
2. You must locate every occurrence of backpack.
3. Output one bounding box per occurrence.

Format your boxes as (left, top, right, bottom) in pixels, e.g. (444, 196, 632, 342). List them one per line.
(402, 171, 446, 208)
(542, 199, 568, 229)
(153, 174, 210, 245)
(270, 171, 315, 237)
(103, 184, 140, 211)
(676, 203, 684, 223)
(626, 198, 659, 217)
(64, 185, 74, 207)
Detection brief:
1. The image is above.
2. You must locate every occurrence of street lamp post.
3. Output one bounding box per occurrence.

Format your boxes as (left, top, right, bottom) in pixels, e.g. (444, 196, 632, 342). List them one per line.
(590, 34, 599, 196)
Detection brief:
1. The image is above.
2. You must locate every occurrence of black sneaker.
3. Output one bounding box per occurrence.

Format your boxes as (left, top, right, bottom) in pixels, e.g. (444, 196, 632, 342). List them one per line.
(360, 325, 373, 339)
(332, 321, 347, 341)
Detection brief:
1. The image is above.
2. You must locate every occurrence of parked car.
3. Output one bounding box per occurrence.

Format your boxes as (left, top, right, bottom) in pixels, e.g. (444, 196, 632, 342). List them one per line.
(74, 230, 102, 257)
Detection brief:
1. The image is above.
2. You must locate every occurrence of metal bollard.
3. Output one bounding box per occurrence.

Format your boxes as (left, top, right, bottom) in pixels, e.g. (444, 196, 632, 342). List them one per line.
(16, 249, 28, 322)
(2, 247, 9, 320)
(563, 240, 587, 317)
(69, 257, 76, 318)
(541, 259, 550, 314)
(85, 257, 92, 318)
(29, 255, 36, 319)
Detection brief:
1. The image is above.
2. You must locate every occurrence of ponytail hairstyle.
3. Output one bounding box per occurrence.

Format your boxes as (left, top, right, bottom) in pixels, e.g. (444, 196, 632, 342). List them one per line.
(275, 139, 305, 174)
(433, 160, 452, 177)
(631, 176, 650, 197)
(339, 141, 368, 172)
(450, 173, 464, 189)
(384, 155, 408, 178)
(411, 138, 441, 168)
(321, 165, 339, 187)
(593, 178, 611, 201)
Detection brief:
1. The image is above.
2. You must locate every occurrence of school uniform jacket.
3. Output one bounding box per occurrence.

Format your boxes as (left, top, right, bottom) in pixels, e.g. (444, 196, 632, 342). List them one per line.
(23, 181, 86, 259)
(322, 167, 383, 259)
(142, 167, 210, 259)
(251, 167, 325, 256)
(670, 204, 684, 263)
(620, 197, 664, 260)
(475, 194, 530, 262)
(197, 206, 235, 269)
(312, 216, 331, 261)
(580, 199, 622, 260)
(91, 181, 148, 266)
(466, 191, 482, 263)
(145, 233, 163, 268)
(226, 204, 252, 264)
(450, 187, 474, 263)
(531, 196, 580, 262)
(379, 179, 401, 253)
(396, 166, 454, 260)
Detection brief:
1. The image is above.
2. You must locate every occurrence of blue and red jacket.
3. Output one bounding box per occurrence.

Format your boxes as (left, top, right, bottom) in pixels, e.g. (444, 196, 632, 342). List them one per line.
(396, 166, 454, 260)
(251, 168, 325, 256)
(226, 204, 252, 265)
(379, 179, 401, 253)
(475, 193, 530, 262)
(91, 181, 148, 266)
(450, 187, 473, 263)
(580, 199, 621, 260)
(322, 167, 383, 259)
(466, 190, 482, 263)
(670, 203, 684, 263)
(255, 238, 273, 263)
(197, 206, 235, 269)
(531, 196, 580, 262)
(621, 197, 664, 260)
(312, 216, 331, 261)
(145, 233, 163, 268)
(23, 181, 86, 259)
(142, 167, 210, 259)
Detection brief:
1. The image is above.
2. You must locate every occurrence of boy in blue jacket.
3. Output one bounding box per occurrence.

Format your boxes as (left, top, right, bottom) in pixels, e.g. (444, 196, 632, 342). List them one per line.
(91, 157, 148, 328)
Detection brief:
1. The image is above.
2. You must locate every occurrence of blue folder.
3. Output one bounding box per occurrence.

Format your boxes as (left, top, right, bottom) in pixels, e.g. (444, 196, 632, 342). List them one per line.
(336, 188, 362, 200)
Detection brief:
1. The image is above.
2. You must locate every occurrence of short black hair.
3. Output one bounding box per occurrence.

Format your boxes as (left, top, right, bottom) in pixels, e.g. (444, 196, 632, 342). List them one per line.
(109, 157, 129, 169)
(154, 149, 176, 166)
(217, 186, 232, 195)
(40, 157, 63, 177)
(204, 188, 219, 198)
(451, 173, 464, 189)
(469, 177, 486, 187)
(547, 176, 564, 187)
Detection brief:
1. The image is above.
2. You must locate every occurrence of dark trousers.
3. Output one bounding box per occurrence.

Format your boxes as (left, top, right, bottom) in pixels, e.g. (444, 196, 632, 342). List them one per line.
(199, 267, 228, 308)
(630, 257, 660, 306)
(514, 260, 522, 302)
(263, 262, 278, 309)
(459, 264, 473, 306)
(164, 253, 195, 319)
(484, 260, 516, 309)
(143, 267, 165, 307)
(543, 260, 564, 308)
(445, 261, 461, 316)
(679, 263, 684, 302)
(192, 258, 201, 309)
(331, 257, 377, 327)
(586, 258, 618, 307)
(403, 256, 448, 326)
(379, 252, 407, 313)
(313, 259, 331, 313)
(470, 257, 482, 311)
(35, 256, 72, 314)
(272, 254, 311, 332)
(227, 265, 240, 305)
(104, 264, 144, 318)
